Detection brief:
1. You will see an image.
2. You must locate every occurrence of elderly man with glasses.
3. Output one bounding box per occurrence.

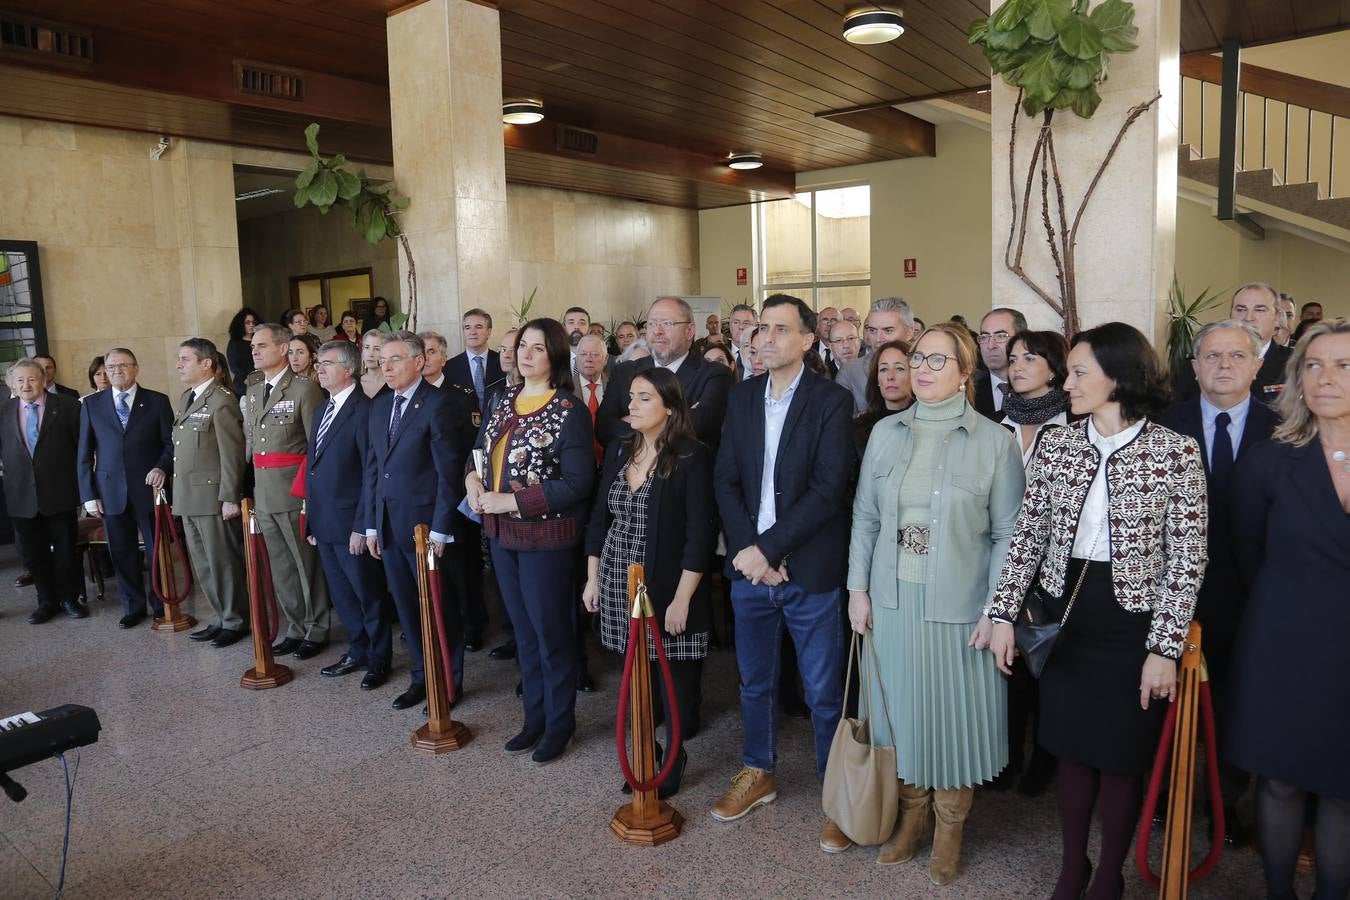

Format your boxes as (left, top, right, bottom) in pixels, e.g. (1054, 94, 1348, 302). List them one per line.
(972, 307, 1027, 422)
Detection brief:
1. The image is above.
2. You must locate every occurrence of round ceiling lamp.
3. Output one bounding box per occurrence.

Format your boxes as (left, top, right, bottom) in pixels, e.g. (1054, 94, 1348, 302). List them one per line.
(502, 99, 544, 125)
(843, 9, 905, 44)
(727, 152, 764, 170)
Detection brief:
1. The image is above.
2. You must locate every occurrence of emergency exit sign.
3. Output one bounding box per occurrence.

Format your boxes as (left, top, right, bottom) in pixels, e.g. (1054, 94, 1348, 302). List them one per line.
(903, 258, 918, 278)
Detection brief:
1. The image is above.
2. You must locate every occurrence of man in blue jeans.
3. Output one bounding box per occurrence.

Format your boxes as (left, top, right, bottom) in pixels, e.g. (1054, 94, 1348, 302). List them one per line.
(711, 293, 854, 853)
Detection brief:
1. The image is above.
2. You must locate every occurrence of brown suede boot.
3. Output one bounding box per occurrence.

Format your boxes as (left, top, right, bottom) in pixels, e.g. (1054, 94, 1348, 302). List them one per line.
(877, 780, 931, 866)
(928, 787, 974, 885)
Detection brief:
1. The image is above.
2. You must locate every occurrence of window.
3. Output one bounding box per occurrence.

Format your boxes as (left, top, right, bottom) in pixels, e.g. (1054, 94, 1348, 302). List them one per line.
(756, 185, 870, 311)
(0, 241, 49, 367)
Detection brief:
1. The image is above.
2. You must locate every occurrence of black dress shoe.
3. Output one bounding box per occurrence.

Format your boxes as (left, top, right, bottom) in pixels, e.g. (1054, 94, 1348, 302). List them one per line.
(211, 627, 248, 648)
(62, 599, 90, 620)
(118, 613, 147, 629)
(1218, 806, 1248, 847)
(505, 727, 542, 755)
(15, 570, 34, 588)
(28, 605, 58, 625)
(392, 684, 426, 710)
(189, 624, 221, 642)
(321, 656, 363, 677)
(361, 668, 389, 691)
(293, 640, 326, 660)
(576, 669, 596, 693)
(658, 746, 688, 800)
(530, 734, 571, 767)
(271, 637, 303, 656)
(489, 640, 517, 660)
(986, 767, 1017, 792)
(1017, 753, 1056, 797)
(463, 632, 484, 652)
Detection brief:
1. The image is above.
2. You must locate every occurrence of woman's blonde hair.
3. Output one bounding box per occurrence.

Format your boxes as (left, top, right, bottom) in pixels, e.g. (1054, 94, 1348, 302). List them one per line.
(1273, 318, 1350, 446)
(914, 322, 979, 404)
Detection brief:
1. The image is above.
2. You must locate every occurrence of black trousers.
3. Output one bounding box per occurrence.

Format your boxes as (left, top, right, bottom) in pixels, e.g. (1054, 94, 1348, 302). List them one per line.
(446, 520, 487, 635)
(12, 510, 81, 611)
(653, 657, 704, 743)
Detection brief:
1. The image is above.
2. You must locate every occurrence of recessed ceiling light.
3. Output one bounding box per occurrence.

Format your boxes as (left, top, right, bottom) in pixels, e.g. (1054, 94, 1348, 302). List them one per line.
(502, 99, 545, 125)
(843, 9, 905, 44)
(727, 152, 764, 170)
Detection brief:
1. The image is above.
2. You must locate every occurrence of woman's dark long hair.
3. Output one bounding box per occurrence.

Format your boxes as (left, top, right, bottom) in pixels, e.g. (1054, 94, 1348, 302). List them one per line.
(1070, 322, 1169, 422)
(228, 307, 259, 342)
(864, 339, 913, 415)
(87, 355, 106, 390)
(619, 367, 696, 479)
(515, 317, 574, 393)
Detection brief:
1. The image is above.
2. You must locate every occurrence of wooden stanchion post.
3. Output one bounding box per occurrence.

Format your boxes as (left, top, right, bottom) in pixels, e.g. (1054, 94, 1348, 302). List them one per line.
(411, 524, 472, 754)
(240, 498, 292, 690)
(151, 489, 196, 633)
(610, 564, 682, 846)
(1158, 622, 1203, 899)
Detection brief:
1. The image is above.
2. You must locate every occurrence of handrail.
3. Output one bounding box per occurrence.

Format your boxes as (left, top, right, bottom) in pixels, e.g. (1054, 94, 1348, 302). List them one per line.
(1181, 54, 1350, 121)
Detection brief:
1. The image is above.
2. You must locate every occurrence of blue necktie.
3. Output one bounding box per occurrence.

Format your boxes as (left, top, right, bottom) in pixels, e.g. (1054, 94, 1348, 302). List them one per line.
(471, 355, 486, 403)
(1211, 411, 1234, 491)
(388, 394, 406, 443)
(24, 403, 40, 455)
(314, 399, 336, 448)
(116, 392, 131, 430)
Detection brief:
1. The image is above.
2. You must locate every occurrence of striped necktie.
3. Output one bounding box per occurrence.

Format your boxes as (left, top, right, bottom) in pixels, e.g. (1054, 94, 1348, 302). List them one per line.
(389, 394, 406, 443)
(116, 392, 131, 430)
(314, 399, 337, 448)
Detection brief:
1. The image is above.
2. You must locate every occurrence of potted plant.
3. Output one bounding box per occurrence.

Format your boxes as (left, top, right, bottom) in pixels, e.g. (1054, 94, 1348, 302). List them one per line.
(1164, 275, 1226, 376)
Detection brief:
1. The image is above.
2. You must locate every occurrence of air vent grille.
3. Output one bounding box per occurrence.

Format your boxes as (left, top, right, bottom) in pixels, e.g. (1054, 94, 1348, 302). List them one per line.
(0, 13, 93, 62)
(556, 125, 598, 155)
(235, 61, 305, 102)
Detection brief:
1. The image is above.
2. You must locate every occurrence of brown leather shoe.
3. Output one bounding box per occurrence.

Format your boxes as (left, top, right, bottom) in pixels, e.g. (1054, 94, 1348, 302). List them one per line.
(710, 767, 777, 822)
(929, 787, 974, 886)
(878, 780, 931, 865)
(819, 817, 853, 854)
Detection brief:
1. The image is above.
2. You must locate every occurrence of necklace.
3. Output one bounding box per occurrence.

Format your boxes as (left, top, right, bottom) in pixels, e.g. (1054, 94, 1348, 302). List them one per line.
(1333, 449, 1350, 474)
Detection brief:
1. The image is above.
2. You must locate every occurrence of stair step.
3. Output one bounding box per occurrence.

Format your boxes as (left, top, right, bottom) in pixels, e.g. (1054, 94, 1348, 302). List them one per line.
(1177, 153, 1350, 233)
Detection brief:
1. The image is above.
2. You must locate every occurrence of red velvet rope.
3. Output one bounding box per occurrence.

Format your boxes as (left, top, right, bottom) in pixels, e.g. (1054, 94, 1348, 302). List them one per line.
(427, 556, 458, 704)
(615, 614, 683, 793)
(149, 501, 193, 606)
(1135, 681, 1225, 886)
(248, 532, 282, 644)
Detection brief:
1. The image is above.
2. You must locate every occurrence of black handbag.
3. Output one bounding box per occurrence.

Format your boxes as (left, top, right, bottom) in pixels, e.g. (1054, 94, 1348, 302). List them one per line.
(1014, 524, 1102, 678)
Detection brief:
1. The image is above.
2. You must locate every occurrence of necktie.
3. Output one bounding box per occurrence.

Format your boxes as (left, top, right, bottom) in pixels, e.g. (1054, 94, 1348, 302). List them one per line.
(389, 394, 406, 443)
(263, 382, 273, 406)
(472, 355, 486, 402)
(996, 380, 1011, 410)
(315, 399, 336, 448)
(24, 403, 40, 455)
(586, 381, 599, 422)
(1211, 411, 1234, 491)
(182, 389, 194, 415)
(116, 392, 131, 430)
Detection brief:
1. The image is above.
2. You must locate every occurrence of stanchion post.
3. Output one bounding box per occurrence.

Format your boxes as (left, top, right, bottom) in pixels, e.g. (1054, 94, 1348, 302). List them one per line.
(1158, 622, 1203, 899)
(411, 524, 472, 754)
(240, 498, 292, 690)
(151, 488, 196, 633)
(610, 563, 682, 846)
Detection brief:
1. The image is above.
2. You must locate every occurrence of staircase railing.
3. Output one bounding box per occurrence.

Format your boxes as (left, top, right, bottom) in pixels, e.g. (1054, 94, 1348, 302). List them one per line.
(1180, 54, 1348, 199)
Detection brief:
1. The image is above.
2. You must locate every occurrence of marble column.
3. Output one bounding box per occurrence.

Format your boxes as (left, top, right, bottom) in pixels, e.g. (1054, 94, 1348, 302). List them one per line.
(991, 0, 1180, 342)
(386, 0, 511, 348)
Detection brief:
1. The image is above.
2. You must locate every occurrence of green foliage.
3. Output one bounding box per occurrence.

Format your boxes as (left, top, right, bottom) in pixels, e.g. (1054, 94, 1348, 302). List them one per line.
(509, 286, 539, 326)
(969, 0, 1138, 118)
(293, 123, 410, 245)
(1164, 275, 1227, 375)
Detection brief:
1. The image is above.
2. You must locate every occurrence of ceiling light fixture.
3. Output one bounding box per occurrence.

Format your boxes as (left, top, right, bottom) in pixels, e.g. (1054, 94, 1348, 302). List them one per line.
(502, 99, 545, 125)
(843, 9, 905, 44)
(727, 152, 764, 170)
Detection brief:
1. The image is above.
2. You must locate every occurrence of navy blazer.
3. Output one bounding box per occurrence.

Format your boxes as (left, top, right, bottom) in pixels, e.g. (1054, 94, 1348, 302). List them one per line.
(714, 368, 853, 593)
(77, 386, 174, 516)
(363, 379, 476, 545)
(305, 388, 373, 542)
(445, 350, 503, 412)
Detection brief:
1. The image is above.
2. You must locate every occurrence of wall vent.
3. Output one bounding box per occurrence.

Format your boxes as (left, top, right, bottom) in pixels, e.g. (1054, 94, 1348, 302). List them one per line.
(235, 61, 305, 102)
(556, 125, 598, 155)
(0, 13, 94, 63)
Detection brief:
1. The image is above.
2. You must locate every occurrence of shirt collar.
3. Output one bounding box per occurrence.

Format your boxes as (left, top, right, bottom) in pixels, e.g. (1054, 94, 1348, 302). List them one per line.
(265, 367, 288, 389)
(1086, 416, 1146, 454)
(113, 383, 138, 401)
(1200, 392, 1251, 425)
(427, 373, 445, 388)
(395, 380, 421, 401)
(328, 382, 356, 409)
(24, 392, 47, 409)
(764, 361, 806, 404)
(189, 378, 214, 402)
(659, 352, 689, 374)
(1258, 339, 1272, 360)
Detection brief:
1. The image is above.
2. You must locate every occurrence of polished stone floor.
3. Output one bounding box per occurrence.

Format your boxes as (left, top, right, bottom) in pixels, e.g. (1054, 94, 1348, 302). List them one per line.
(0, 545, 1297, 899)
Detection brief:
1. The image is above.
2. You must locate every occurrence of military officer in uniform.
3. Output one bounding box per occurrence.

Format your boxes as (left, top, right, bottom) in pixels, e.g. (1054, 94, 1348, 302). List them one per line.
(245, 323, 331, 659)
(172, 339, 249, 648)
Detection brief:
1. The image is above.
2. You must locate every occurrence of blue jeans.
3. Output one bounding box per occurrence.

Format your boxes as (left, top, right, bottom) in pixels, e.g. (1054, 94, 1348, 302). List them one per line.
(732, 579, 845, 780)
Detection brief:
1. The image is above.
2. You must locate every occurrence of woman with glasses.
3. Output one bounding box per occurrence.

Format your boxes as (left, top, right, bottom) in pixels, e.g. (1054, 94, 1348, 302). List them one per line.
(985, 323, 1207, 899)
(848, 323, 1024, 883)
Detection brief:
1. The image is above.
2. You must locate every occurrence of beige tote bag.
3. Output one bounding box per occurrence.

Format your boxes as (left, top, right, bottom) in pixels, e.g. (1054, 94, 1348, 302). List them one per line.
(822, 632, 898, 846)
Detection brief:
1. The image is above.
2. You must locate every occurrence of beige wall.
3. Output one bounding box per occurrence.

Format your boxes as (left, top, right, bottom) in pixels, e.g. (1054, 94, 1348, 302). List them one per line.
(697, 205, 754, 311)
(0, 115, 242, 393)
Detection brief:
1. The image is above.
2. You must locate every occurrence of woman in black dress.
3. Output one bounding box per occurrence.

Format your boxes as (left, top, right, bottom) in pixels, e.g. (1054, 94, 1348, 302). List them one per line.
(985, 323, 1208, 900)
(582, 368, 716, 798)
(1228, 319, 1350, 900)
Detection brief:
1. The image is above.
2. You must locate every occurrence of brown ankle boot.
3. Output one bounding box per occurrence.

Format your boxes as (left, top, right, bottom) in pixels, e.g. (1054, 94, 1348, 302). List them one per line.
(877, 780, 931, 865)
(929, 787, 974, 885)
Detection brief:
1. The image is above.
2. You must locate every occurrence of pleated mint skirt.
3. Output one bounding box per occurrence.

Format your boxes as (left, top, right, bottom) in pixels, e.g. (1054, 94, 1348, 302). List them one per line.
(866, 579, 1008, 790)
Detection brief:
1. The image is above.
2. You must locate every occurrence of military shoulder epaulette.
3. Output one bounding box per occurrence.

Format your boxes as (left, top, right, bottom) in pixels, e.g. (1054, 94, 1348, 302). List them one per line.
(245, 369, 266, 387)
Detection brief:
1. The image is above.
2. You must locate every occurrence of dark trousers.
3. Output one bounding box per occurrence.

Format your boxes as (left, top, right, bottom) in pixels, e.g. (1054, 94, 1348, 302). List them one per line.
(653, 657, 704, 743)
(12, 510, 81, 611)
(317, 540, 391, 669)
(380, 516, 464, 691)
(491, 543, 577, 741)
(103, 497, 160, 618)
(446, 521, 487, 635)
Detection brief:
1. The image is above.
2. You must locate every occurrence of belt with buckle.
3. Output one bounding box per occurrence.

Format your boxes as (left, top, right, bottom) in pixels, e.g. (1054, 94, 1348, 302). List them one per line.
(898, 526, 931, 556)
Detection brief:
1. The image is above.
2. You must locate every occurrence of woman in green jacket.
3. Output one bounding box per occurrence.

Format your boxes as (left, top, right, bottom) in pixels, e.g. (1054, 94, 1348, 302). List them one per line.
(847, 322, 1025, 884)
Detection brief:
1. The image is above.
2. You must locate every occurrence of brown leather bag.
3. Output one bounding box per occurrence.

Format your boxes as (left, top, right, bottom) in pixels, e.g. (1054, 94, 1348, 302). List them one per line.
(822, 632, 899, 845)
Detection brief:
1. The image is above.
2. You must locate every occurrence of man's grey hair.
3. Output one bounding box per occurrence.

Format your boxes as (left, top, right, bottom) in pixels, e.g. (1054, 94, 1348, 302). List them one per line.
(104, 347, 138, 365)
(1192, 318, 1263, 359)
(651, 296, 694, 321)
(869, 297, 915, 328)
(730, 303, 757, 319)
(617, 339, 651, 363)
(982, 307, 1029, 333)
(1232, 282, 1279, 305)
(462, 308, 493, 330)
(319, 340, 361, 373)
(383, 330, 425, 357)
(417, 330, 447, 351)
(577, 334, 607, 353)
(254, 323, 293, 344)
(8, 358, 44, 379)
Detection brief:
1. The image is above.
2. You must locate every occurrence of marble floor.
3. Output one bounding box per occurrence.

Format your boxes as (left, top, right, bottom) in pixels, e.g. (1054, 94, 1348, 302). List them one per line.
(0, 545, 1297, 899)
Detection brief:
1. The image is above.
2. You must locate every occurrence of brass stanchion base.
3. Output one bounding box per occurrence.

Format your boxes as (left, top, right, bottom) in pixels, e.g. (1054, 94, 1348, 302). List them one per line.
(411, 720, 473, 755)
(610, 801, 683, 847)
(240, 665, 293, 690)
(151, 611, 196, 633)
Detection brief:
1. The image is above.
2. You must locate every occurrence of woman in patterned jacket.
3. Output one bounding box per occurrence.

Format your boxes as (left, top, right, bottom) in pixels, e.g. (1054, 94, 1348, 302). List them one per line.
(985, 322, 1208, 900)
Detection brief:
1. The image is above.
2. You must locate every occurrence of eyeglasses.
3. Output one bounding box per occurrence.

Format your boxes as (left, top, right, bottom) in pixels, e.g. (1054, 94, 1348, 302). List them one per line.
(648, 319, 692, 330)
(909, 351, 952, 371)
(314, 360, 341, 370)
(978, 331, 1011, 345)
(377, 355, 412, 366)
(103, 364, 134, 372)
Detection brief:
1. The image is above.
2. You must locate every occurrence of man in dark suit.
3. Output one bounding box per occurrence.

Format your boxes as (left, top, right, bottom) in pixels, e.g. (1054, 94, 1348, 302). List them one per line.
(596, 296, 731, 449)
(2, 358, 87, 623)
(971, 307, 1027, 421)
(363, 331, 478, 711)
(709, 294, 853, 848)
(444, 308, 503, 413)
(77, 348, 174, 628)
(1164, 318, 1277, 847)
(1174, 283, 1292, 406)
(34, 355, 81, 400)
(306, 340, 392, 689)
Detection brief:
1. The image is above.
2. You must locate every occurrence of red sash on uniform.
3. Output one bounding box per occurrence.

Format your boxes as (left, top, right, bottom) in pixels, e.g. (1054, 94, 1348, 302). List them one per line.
(254, 451, 307, 499)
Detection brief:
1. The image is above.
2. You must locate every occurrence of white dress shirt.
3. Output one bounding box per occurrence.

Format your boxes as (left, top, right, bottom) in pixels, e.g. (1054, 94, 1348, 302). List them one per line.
(426, 373, 445, 389)
(577, 374, 604, 405)
(991, 372, 1010, 412)
(1073, 417, 1146, 561)
(325, 382, 356, 417)
(1199, 393, 1250, 469)
(1001, 411, 1068, 469)
(658, 353, 688, 375)
(755, 362, 805, 534)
